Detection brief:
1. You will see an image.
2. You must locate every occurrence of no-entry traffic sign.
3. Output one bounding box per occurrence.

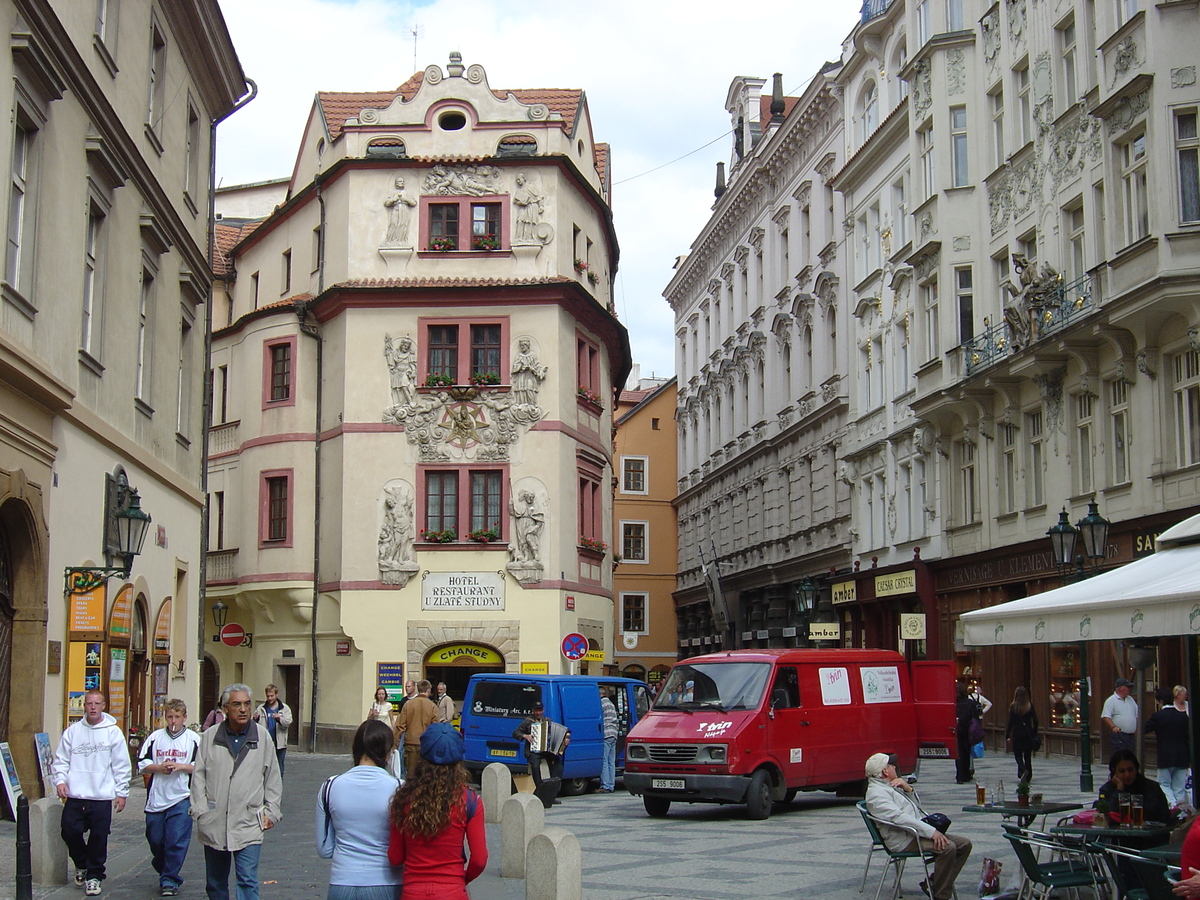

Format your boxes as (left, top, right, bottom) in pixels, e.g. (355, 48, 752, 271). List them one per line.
(561, 632, 588, 661)
(219, 623, 246, 647)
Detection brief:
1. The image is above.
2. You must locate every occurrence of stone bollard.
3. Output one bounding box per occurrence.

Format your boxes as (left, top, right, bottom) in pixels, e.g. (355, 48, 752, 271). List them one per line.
(482, 763, 513, 824)
(501, 792, 544, 879)
(525, 826, 582, 900)
(30, 797, 66, 885)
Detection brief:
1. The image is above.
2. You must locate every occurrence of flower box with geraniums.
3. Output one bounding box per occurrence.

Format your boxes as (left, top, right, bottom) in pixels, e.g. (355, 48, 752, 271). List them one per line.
(469, 372, 501, 387)
(420, 528, 457, 544)
(579, 535, 607, 555)
(587, 270, 599, 287)
(424, 373, 455, 388)
(428, 236, 456, 251)
(472, 236, 500, 251)
(466, 528, 500, 543)
(573, 258, 588, 274)
(576, 386, 604, 410)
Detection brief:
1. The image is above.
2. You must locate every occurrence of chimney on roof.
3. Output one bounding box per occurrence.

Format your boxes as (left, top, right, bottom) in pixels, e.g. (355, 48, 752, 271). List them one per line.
(770, 73, 785, 123)
(448, 52, 464, 77)
(714, 162, 726, 200)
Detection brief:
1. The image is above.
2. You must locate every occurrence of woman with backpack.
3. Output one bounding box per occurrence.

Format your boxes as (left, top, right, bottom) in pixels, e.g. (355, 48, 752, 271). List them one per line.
(388, 723, 487, 900)
(1005, 686, 1040, 783)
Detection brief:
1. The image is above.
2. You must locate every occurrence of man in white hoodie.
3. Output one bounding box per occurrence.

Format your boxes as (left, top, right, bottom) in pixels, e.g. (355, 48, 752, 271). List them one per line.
(52, 689, 131, 897)
(138, 699, 200, 897)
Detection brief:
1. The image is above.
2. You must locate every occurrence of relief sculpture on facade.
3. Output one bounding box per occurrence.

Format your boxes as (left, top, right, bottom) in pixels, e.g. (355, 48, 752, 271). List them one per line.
(1001, 253, 1061, 350)
(507, 481, 547, 584)
(378, 480, 419, 586)
(382, 177, 417, 245)
(511, 173, 553, 246)
(423, 163, 501, 196)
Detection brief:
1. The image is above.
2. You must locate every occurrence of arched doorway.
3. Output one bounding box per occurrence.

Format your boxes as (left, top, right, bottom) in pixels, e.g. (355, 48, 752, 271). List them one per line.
(0, 527, 13, 743)
(423, 642, 505, 719)
(201, 654, 220, 724)
(620, 663, 646, 682)
(127, 596, 150, 734)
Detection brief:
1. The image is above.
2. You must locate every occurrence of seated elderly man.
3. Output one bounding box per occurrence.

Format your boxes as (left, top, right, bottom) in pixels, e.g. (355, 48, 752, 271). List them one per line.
(864, 752, 972, 900)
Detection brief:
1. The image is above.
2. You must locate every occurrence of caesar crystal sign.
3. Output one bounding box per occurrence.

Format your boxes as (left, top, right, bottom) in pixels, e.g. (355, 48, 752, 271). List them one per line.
(422, 572, 505, 610)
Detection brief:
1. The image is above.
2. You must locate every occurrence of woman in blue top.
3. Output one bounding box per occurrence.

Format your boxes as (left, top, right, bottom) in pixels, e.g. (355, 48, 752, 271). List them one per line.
(316, 719, 403, 900)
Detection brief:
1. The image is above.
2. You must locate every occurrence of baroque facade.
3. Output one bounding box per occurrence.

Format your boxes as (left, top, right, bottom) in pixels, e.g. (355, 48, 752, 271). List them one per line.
(206, 55, 630, 750)
(0, 0, 246, 790)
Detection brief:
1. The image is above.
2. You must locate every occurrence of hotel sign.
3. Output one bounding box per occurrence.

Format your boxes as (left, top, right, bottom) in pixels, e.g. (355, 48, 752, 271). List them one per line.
(422, 572, 505, 610)
(875, 569, 916, 598)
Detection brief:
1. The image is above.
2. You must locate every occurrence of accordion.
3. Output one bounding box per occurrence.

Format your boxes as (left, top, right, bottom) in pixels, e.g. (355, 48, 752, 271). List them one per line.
(529, 720, 569, 755)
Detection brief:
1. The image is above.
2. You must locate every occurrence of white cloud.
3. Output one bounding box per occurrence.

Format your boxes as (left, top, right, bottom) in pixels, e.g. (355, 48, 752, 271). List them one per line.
(216, 0, 860, 378)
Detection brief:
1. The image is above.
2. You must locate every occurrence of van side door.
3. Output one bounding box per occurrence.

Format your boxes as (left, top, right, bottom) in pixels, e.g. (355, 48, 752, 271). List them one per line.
(765, 666, 809, 785)
(557, 680, 602, 777)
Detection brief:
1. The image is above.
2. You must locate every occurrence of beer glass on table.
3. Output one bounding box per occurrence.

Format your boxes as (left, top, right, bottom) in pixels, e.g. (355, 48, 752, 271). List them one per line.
(975, 783, 987, 805)
(1119, 792, 1132, 826)
(1131, 795, 1144, 827)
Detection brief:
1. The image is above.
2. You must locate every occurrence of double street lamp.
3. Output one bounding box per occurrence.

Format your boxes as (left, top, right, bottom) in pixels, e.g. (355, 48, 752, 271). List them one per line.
(64, 486, 153, 594)
(1045, 499, 1111, 792)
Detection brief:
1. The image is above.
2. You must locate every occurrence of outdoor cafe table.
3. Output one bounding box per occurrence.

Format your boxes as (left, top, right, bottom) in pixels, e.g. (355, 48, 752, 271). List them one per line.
(1051, 822, 1172, 850)
(961, 801, 1082, 829)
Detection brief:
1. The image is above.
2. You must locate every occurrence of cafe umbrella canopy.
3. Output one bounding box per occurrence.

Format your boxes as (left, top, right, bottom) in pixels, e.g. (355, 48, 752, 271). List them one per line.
(961, 510, 1200, 793)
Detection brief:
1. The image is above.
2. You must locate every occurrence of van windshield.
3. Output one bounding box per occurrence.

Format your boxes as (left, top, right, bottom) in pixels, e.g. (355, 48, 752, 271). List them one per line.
(653, 663, 770, 712)
(470, 681, 542, 718)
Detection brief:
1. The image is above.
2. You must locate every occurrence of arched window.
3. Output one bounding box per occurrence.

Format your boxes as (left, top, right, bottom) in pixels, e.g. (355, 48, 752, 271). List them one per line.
(894, 43, 910, 103)
(366, 138, 406, 159)
(497, 135, 537, 156)
(860, 81, 879, 142)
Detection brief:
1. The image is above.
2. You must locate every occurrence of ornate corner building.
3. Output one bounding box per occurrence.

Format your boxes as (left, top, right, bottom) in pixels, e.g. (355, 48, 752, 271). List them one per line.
(207, 55, 630, 750)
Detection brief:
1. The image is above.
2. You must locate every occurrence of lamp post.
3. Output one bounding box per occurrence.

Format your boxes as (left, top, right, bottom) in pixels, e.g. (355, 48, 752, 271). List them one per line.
(64, 488, 152, 594)
(211, 599, 229, 630)
(795, 577, 818, 645)
(1047, 500, 1111, 792)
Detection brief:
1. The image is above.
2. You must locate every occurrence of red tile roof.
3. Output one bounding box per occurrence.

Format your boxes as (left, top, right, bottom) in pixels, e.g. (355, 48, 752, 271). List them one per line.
(212, 221, 263, 275)
(758, 94, 799, 124)
(619, 388, 657, 404)
(330, 275, 576, 289)
(594, 142, 609, 186)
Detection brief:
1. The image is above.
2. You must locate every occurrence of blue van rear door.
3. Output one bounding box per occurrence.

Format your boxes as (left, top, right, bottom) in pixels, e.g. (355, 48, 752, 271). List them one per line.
(557, 680, 601, 778)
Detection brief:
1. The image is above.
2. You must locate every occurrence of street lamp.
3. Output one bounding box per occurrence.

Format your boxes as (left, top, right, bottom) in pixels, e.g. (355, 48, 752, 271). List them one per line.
(211, 599, 229, 629)
(64, 488, 153, 594)
(1076, 499, 1111, 566)
(795, 577, 818, 617)
(1046, 508, 1078, 569)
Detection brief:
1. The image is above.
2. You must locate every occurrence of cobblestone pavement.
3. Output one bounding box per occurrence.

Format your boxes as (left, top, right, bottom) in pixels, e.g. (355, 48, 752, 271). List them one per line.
(0, 749, 1110, 899)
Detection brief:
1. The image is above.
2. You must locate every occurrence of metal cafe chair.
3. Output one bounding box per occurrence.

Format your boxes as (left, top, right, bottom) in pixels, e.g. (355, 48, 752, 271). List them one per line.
(1095, 843, 1178, 900)
(856, 801, 945, 900)
(1002, 831, 1104, 900)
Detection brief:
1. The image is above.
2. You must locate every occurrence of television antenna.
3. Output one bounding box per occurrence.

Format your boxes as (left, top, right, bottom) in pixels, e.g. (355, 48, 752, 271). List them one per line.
(409, 24, 422, 74)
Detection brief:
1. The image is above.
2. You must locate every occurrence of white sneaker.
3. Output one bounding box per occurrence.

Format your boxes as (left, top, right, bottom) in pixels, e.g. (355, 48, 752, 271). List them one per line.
(84, 878, 101, 896)
(74, 869, 85, 886)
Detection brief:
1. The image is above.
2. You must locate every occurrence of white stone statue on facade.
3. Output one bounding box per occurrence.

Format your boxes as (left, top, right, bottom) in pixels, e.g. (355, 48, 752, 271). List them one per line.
(378, 482, 418, 586)
(510, 338, 547, 406)
(511, 173, 544, 243)
(384, 333, 417, 408)
(509, 489, 545, 565)
(383, 177, 417, 244)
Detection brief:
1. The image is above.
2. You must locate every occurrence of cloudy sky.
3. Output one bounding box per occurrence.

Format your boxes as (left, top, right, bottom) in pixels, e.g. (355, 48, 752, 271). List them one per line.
(215, 0, 862, 381)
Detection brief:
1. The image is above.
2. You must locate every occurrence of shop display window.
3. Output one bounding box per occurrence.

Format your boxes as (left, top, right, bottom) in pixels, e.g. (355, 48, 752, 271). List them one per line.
(1049, 645, 1082, 728)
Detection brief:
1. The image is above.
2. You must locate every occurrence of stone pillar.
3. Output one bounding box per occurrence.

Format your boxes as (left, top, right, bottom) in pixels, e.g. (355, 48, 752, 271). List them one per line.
(30, 797, 66, 885)
(501, 792, 544, 879)
(525, 826, 582, 900)
(482, 763, 512, 824)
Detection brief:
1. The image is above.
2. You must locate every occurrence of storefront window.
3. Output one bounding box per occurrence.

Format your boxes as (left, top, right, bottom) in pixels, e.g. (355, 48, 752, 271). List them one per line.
(1049, 645, 1081, 728)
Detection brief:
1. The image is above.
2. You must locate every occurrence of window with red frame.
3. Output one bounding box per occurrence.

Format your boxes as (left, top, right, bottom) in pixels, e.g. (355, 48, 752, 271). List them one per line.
(470, 203, 501, 249)
(577, 335, 599, 392)
(423, 321, 503, 383)
(266, 476, 288, 541)
(269, 343, 291, 401)
(429, 203, 459, 250)
(425, 200, 504, 251)
(423, 469, 504, 538)
(578, 467, 602, 545)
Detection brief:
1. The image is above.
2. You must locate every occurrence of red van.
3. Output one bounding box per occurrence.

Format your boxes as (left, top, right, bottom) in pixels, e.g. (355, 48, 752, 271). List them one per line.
(623, 648, 956, 819)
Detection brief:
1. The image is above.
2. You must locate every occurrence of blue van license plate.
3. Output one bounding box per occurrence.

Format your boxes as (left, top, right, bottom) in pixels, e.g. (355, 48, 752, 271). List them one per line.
(492, 749, 518, 757)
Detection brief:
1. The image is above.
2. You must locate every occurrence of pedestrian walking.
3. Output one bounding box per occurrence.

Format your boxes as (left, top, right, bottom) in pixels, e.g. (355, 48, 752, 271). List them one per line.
(1102, 677, 1139, 756)
(52, 689, 130, 897)
(368, 688, 395, 728)
(138, 698, 200, 896)
(1005, 686, 1040, 783)
(394, 680, 438, 777)
(599, 687, 618, 792)
(202, 707, 225, 731)
(434, 683, 455, 725)
(316, 719, 402, 900)
(1144, 684, 1191, 810)
(192, 683, 283, 900)
(388, 723, 487, 900)
(252, 684, 293, 777)
(954, 682, 980, 784)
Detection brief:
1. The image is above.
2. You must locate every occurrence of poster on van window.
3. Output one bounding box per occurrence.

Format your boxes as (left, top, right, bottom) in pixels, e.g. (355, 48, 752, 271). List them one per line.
(860, 666, 903, 703)
(818, 668, 852, 705)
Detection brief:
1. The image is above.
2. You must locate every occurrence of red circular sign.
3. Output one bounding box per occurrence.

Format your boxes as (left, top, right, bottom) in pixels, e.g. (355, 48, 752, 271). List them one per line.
(219, 623, 246, 647)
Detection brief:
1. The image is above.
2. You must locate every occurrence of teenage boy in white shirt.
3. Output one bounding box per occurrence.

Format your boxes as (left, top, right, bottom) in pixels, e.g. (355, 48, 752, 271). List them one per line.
(138, 699, 201, 897)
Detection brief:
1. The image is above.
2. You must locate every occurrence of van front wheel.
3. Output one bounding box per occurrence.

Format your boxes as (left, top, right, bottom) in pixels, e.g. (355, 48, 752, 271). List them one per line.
(644, 796, 671, 817)
(746, 769, 773, 820)
(559, 777, 591, 796)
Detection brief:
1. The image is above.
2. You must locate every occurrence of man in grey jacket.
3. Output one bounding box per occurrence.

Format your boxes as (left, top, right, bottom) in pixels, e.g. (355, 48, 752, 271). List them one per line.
(864, 752, 971, 900)
(191, 684, 282, 900)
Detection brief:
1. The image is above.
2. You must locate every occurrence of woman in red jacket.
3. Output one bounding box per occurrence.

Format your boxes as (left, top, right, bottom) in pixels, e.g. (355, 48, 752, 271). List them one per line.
(387, 723, 487, 900)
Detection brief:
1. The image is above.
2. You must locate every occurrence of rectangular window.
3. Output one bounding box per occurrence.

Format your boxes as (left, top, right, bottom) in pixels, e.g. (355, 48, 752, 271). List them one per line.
(1118, 0, 1138, 25)
(147, 22, 166, 138)
(1177, 110, 1199, 224)
(311, 225, 322, 273)
(217, 364, 228, 424)
(991, 87, 1006, 167)
(621, 457, 647, 493)
(916, 0, 930, 44)
(951, 106, 969, 187)
(959, 441, 977, 524)
(1174, 349, 1200, 468)
(262, 337, 297, 408)
(919, 126, 935, 198)
(95, 0, 117, 44)
(470, 324, 501, 379)
(622, 522, 647, 562)
(620, 593, 647, 634)
(578, 463, 603, 545)
(922, 276, 939, 360)
(577, 335, 600, 393)
(1093, 182, 1107, 263)
(947, 0, 964, 31)
(1059, 19, 1077, 109)
(1016, 63, 1032, 147)
(1122, 133, 1149, 244)
(892, 178, 907, 248)
(1001, 423, 1018, 513)
(214, 490, 225, 550)
(1111, 379, 1130, 484)
(6, 118, 33, 292)
(251, 271, 260, 309)
(262, 473, 291, 544)
(184, 102, 201, 206)
(80, 202, 105, 357)
(425, 471, 458, 535)
(1076, 392, 1094, 493)
(1066, 204, 1086, 283)
(281, 248, 292, 294)
(428, 324, 458, 378)
(469, 470, 501, 533)
(1027, 409, 1045, 506)
(471, 203, 500, 249)
(136, 266, 153, 402)
(955, 266, 974, 344)
(177, 311, 193, 436)
(894, 321, 910, 394)
(422, 197, 510, 252)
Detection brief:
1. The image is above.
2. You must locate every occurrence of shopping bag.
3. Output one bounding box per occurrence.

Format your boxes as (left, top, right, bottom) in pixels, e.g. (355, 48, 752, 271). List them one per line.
(972, 741, 986, 759)
(979, 857, 1002, 896)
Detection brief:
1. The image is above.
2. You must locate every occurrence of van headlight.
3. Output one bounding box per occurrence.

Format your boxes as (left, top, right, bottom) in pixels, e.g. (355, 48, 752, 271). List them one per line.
(701, 744, 727, 762)
(627, 743, 647, 760)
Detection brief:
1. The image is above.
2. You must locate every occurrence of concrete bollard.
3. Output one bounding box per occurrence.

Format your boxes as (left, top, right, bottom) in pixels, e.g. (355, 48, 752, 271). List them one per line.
(29, 797, 66, 885)
(525, 826, 582, 900)
(501, 792, 544, 879)
(482, 763, 513, 824)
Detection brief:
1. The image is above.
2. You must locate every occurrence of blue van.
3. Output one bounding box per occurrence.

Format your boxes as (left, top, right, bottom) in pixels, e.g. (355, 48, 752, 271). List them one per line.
(461, 674, 652, 794)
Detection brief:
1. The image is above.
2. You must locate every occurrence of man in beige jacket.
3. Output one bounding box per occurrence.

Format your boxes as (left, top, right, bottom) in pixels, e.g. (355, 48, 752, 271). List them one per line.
(395, 680, 439, 775)
(191, 684, 282, 900)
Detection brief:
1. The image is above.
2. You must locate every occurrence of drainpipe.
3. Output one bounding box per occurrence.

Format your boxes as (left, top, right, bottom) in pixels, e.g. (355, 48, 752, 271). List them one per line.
(198, 79, 257, 682)
(296, 176, 326, 753)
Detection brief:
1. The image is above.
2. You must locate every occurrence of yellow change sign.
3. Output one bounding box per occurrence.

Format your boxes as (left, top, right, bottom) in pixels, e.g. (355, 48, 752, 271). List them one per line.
(427, 643, 503, 666)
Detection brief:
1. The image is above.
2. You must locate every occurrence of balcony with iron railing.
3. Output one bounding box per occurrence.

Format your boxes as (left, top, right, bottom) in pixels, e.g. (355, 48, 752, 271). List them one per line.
(860, 0, 896, 23)
(961, 273, 1094, 376)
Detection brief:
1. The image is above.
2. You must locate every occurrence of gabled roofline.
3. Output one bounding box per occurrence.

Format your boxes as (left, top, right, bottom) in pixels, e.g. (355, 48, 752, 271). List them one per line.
(616, 377, 678, 426)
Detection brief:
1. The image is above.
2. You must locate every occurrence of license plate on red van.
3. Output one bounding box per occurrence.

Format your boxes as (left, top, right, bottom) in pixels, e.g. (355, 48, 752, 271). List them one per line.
(652, 778, 686, 790)
(918, 747, 950, 757)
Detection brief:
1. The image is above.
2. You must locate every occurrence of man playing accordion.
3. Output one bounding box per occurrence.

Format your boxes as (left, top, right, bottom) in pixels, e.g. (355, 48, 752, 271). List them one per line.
(512, 701, 571, 805)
